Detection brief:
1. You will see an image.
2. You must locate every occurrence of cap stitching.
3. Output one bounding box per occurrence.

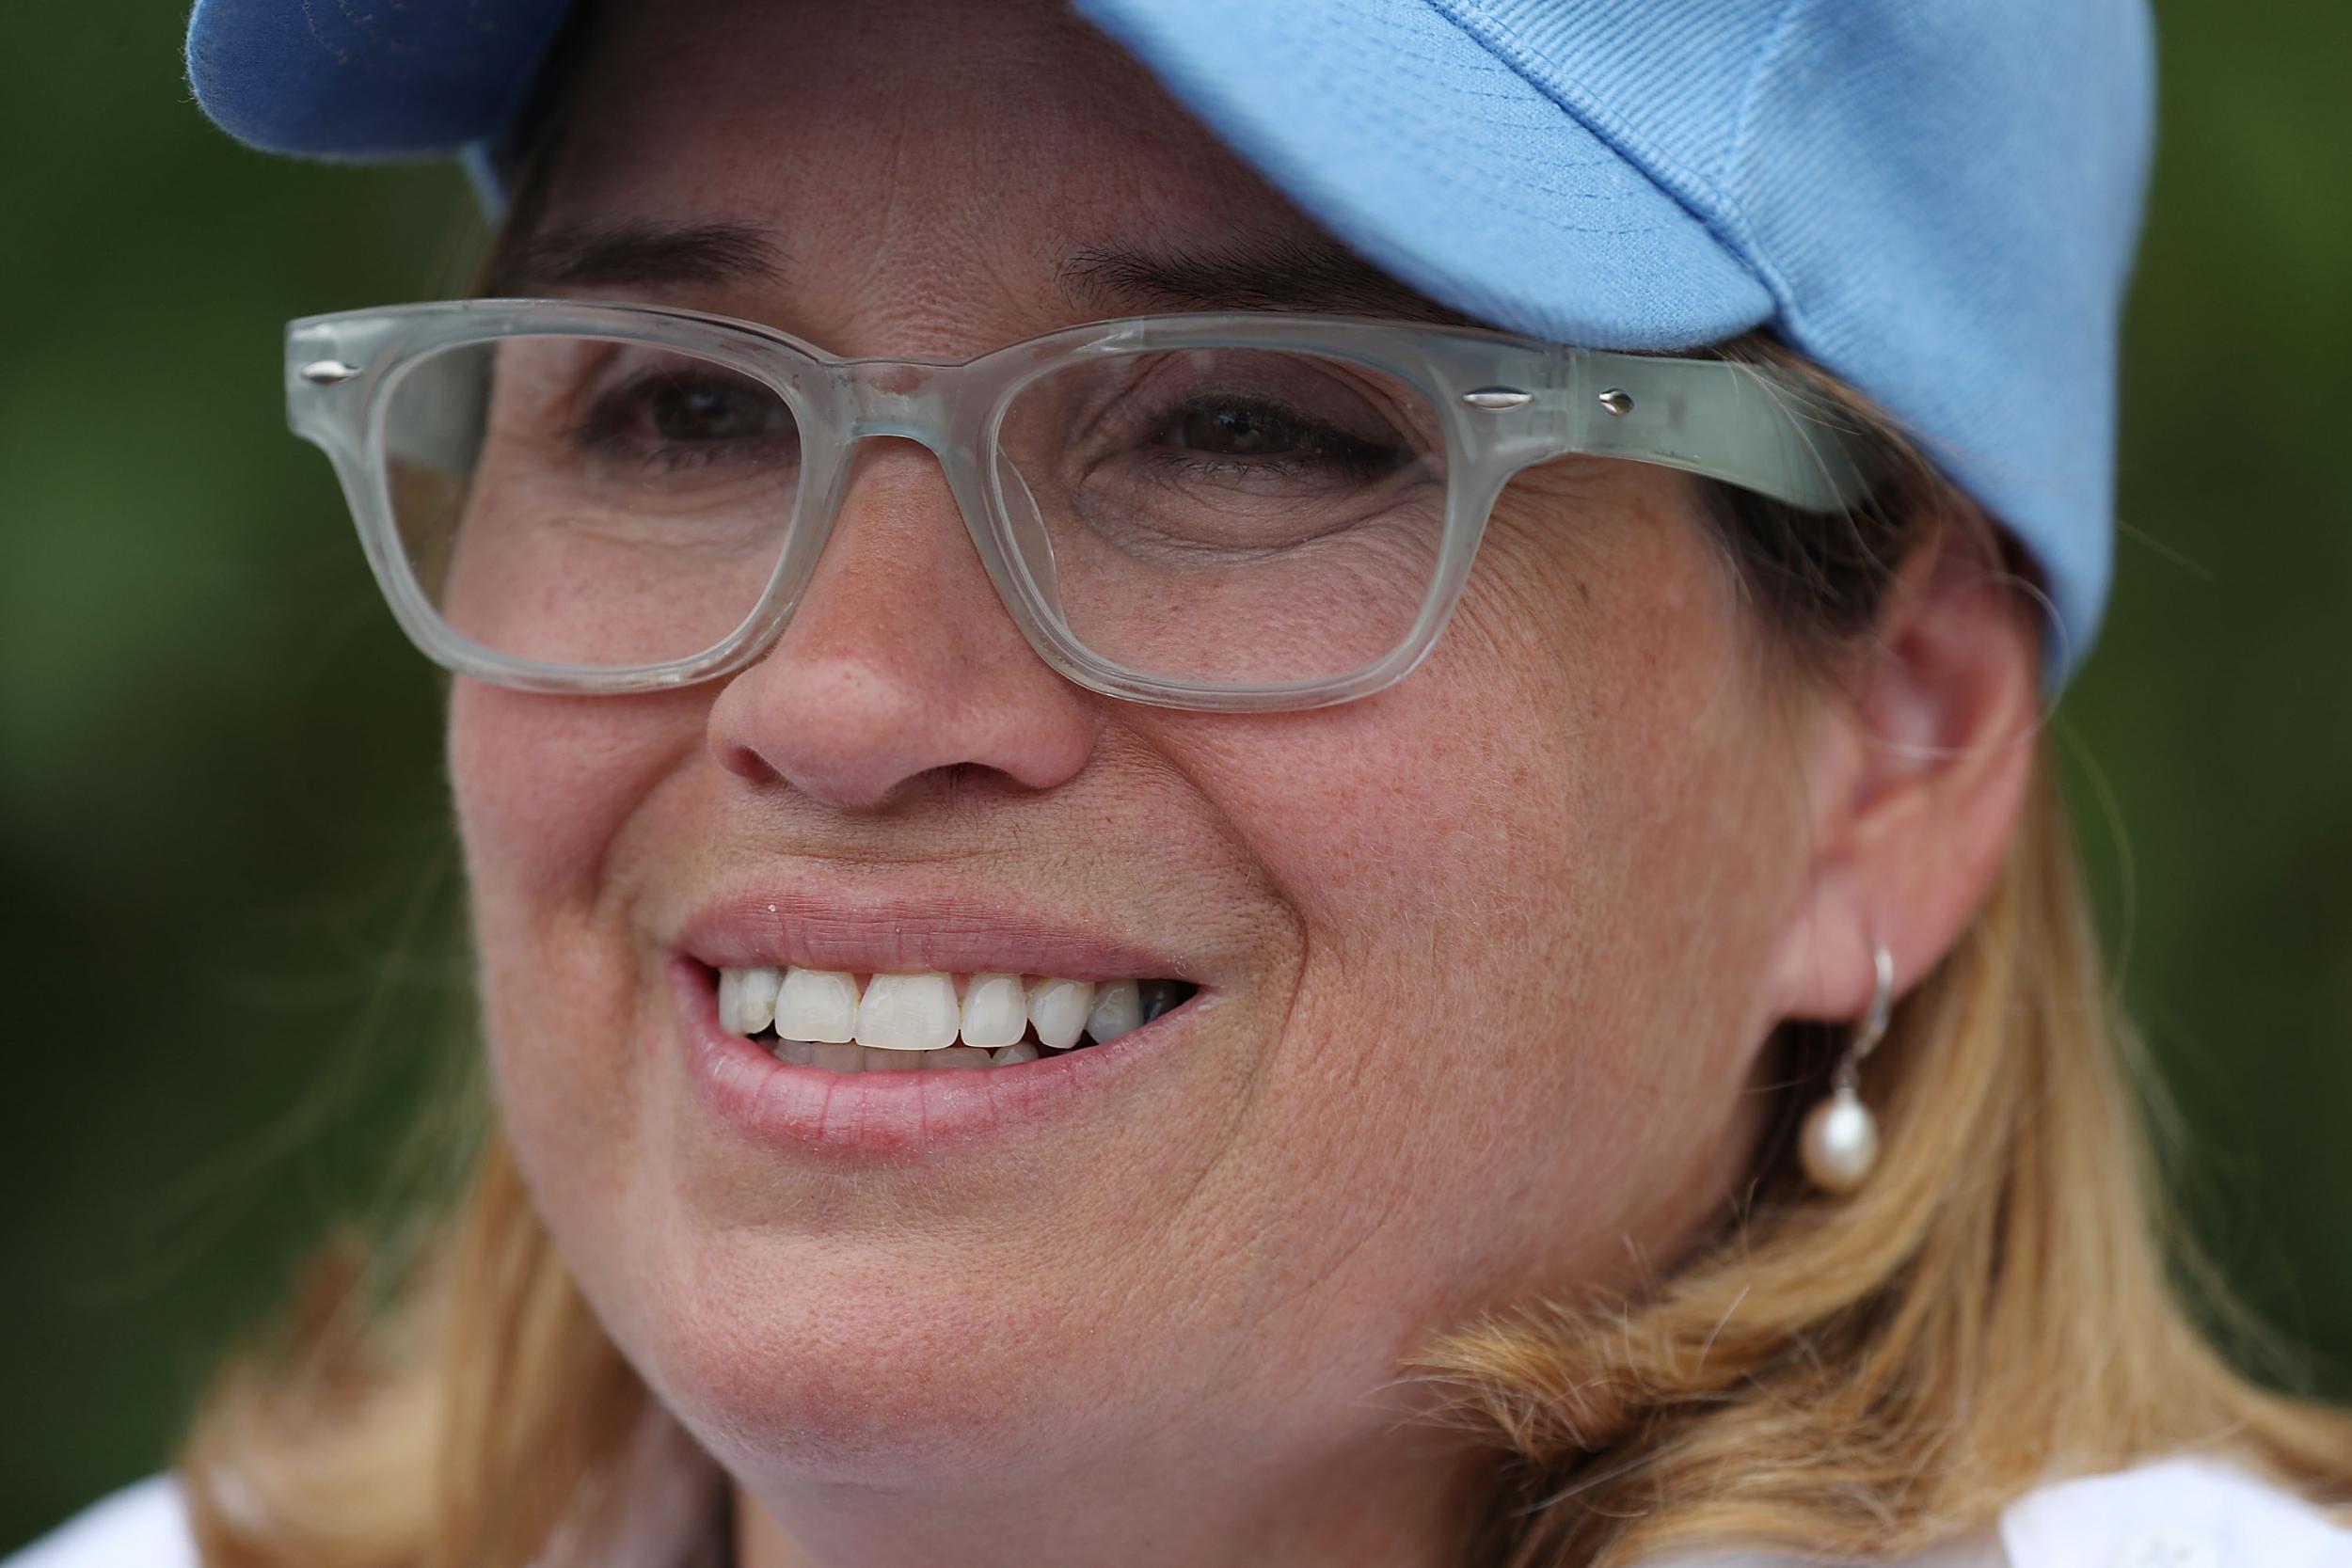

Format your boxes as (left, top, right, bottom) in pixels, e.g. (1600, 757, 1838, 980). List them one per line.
(1720, 0, 1813, 335)
(1270, 8, 1678, 237)
(1424, 0, 1771, 280)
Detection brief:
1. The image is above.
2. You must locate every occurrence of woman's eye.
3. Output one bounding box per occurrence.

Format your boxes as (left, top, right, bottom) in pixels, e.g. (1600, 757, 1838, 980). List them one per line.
(1149, 399, 1401, 479)
(572, 369, 795, 469)
(1165, 403, 1310, 457)
(644, 378, 780, 443)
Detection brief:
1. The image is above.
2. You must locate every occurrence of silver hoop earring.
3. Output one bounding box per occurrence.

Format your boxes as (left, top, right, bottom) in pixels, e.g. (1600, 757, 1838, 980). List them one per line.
(1800, 941, 1895, 1196)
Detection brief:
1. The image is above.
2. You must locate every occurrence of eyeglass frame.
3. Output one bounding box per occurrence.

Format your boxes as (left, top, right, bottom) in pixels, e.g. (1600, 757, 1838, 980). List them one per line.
(285, 298, 1876, 713)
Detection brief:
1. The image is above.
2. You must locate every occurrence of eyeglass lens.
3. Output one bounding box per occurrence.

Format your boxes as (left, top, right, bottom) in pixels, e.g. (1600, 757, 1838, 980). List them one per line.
(380, 336, 1452, 686)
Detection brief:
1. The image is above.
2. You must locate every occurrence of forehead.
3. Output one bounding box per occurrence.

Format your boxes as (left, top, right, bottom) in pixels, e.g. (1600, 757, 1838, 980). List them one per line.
(529, 0, 1363, 351)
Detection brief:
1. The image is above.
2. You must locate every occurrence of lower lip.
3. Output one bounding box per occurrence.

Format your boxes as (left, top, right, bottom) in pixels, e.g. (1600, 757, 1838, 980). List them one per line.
(667, 957, 1194, 1161)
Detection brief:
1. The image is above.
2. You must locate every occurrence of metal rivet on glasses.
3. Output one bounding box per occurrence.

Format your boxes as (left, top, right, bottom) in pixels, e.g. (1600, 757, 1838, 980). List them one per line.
(1597, 388, 1634, 416)
(298, 359, 361, 386)
(1460, 387, 1534, 411)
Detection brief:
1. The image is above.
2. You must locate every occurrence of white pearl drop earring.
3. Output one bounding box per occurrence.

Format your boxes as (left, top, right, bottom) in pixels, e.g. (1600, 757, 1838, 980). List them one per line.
(1800, 941, 1895, 1196)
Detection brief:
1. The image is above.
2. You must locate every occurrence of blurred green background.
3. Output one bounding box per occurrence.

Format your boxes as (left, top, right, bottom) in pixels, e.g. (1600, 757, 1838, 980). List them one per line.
(5, 2, 2349, 1551)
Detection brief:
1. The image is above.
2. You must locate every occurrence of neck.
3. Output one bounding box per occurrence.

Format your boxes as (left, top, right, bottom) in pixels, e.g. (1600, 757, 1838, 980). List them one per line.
(727, 1418, 1482, 1568)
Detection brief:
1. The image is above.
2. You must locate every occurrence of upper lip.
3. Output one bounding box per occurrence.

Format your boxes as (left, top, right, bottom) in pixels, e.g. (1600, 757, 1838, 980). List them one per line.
(675, 884, 1200, 983)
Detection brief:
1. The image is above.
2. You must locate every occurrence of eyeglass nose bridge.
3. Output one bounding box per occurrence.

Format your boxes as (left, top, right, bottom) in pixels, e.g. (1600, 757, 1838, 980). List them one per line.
(825, 356, 968, 448)
(780, 355, 1065, 660)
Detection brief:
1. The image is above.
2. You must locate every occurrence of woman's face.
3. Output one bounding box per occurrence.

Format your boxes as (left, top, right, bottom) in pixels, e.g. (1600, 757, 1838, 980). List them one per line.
(454, 0, 1834, 1546)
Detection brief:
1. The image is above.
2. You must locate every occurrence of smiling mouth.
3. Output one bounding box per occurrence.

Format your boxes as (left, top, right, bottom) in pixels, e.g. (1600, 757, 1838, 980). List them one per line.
(707, 965, 1198, 1072)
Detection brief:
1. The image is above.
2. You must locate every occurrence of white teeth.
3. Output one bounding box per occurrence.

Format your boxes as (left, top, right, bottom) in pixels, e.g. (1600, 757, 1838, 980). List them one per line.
(774, 967, 860, 1043)
(855, 973, 961, 1051)
(724, 964, 1182, 1067)
(1026, 977, 1096, 1052)
(959, 973, 1028, 1049)
(1084, 978, 1142, 1045)
(734, 967, 781, 1035)
(718, 967, 781, 1034)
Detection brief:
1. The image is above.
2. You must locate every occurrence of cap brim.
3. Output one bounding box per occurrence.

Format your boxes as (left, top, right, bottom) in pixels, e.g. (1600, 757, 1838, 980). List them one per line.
(185, 0, 571, 158)
(1073, 0, 1773, 352)
(190, 0, 1773, 356)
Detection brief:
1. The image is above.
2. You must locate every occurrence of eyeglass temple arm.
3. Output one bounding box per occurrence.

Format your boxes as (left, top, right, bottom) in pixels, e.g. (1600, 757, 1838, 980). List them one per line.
(1474, 349, 1879, 515)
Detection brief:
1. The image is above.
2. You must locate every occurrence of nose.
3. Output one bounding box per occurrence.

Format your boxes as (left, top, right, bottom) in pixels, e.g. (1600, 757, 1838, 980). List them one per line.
(705, 439, 1099, 811)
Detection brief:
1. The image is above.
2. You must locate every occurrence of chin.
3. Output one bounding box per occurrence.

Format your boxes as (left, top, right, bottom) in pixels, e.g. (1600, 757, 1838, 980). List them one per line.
(596, 1229, 1138, 1481)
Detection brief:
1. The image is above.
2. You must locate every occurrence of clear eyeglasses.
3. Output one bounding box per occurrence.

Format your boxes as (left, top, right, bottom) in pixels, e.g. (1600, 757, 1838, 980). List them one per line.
(285, 299, 1874, 712)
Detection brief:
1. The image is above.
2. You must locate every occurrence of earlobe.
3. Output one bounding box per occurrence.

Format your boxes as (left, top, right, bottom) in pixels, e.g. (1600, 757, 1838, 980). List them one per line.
(1767, 519, 2043, 1027)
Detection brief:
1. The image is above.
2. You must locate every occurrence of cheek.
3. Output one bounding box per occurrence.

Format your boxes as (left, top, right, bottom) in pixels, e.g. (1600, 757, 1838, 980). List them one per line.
(1136, 497, 1801, 1320)
(448, 679, 718, 946)
(447, 680, 702, 1268)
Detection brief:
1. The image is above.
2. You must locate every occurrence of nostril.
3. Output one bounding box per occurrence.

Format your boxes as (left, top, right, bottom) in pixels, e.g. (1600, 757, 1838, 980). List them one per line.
(711, 732, 778, 787)
(708, 668, 1067, 811)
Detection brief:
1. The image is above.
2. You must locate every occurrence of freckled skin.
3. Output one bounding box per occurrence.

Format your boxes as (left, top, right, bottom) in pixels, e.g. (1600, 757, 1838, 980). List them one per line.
(448, 3, 2034, 1565)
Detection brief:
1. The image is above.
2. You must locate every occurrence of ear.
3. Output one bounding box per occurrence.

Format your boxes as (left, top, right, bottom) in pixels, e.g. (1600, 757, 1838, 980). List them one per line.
(1765, 515, 2045, 1025)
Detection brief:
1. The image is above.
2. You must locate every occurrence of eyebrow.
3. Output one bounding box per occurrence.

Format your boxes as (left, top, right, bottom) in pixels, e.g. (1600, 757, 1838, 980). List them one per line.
(482, 221, 787, 296)
(482, 220, 1475, 328)
(1057, 238, 1480, 326)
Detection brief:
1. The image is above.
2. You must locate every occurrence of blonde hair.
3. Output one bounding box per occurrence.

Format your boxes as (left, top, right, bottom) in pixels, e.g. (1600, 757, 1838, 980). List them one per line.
(175, 336, 2352, 1568)
(1416, 760, 2352, 1567)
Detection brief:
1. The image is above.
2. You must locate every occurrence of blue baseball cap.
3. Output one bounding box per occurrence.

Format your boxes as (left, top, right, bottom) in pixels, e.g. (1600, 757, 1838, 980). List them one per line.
(185, 0, 2157, 682)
